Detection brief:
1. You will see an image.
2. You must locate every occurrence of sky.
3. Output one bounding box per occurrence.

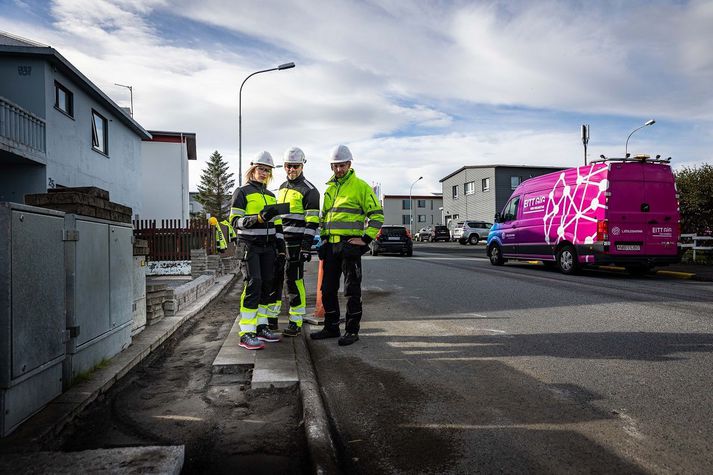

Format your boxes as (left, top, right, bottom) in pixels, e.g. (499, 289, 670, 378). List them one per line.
(1, 0, 712, 197)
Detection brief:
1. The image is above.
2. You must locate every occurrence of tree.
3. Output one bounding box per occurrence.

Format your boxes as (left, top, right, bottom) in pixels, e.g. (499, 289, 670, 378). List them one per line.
(196, 151, 235, 222)
(675, 164, 713, 234)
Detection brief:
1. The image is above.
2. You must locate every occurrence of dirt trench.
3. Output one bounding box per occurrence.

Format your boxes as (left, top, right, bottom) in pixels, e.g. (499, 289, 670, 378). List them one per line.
(56, 279, 309, 474)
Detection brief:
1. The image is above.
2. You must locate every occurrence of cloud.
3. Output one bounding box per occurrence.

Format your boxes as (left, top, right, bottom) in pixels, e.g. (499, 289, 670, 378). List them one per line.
(2, 0, 712, 200)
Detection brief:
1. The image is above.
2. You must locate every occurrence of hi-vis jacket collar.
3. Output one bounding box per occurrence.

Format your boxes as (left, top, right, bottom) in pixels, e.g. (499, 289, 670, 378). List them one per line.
(248, 179, 268, 190)
(327, 168, 354, 185)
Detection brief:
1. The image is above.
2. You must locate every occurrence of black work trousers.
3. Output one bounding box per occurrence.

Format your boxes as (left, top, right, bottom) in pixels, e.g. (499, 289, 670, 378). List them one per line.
(269, 243, 303, 310)
(241, 242, 275, 310)
(320, 242, 364, 334)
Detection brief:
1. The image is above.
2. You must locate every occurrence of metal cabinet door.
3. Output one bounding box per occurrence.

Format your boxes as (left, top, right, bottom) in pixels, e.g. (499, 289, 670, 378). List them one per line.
(75, 219, 110, 346)
(10, 210, 65, 379)
(109, 225, 133, 327)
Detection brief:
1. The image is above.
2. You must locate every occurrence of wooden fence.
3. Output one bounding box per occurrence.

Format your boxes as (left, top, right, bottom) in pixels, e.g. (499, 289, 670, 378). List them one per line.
(133, 219, 216, 261)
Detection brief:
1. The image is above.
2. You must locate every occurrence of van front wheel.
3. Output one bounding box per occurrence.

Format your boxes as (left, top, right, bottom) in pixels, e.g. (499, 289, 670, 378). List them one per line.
(556, 245, 579, 275)
(489, 243, 505, 266)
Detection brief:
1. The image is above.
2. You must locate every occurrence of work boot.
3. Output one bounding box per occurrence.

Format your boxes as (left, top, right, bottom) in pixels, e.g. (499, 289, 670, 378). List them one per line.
(268, 317, 279, 331)
(338, 333, 359, 346)
(239, 333, 265, 350)
(257, 324, 281, 343)
(310, 326, 340, 340)
(282, 321, 301, 337)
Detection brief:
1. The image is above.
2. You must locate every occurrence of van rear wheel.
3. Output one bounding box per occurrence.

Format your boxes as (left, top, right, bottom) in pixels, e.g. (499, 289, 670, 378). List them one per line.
(556, 245, 579, 275)
(469, 234, 480, 245)
(489, 243, 505, 266)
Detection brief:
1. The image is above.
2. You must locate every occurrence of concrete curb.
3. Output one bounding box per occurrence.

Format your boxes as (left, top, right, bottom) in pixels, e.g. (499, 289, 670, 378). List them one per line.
(295, 329, 340, 474)
(0, 273, 237, 451)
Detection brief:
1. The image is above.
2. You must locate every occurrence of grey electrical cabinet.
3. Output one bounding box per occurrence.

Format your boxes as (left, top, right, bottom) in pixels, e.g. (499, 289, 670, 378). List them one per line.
(0, 203, 65, 436)
(63, 215, 133, 388)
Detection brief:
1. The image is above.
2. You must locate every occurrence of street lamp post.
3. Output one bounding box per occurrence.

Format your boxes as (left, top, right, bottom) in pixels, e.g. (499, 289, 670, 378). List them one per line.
(238, 62, 295, 185)
(409, 176, 423, 236)
(625, 119, 655, 157)
(114, 83, 133, 117)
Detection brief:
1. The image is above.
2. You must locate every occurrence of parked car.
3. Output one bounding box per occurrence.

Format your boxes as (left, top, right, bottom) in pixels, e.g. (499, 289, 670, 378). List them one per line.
(415, 227, 432, 241)
(416, 225, 450, 242)
(370, 225, 413, 256)
(452, 221, 493, 245)
(486, 154, 681, 275)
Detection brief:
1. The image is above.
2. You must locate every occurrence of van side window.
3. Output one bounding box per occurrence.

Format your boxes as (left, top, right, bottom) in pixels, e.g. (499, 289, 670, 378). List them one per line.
(502, 196, 521, 222)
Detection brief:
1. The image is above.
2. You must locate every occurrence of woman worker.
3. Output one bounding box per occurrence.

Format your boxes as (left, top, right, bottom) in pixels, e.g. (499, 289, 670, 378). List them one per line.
(229, 151, 286, 350)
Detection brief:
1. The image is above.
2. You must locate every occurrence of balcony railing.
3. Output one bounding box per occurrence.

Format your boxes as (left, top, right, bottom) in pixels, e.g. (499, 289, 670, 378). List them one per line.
(0, 96, 46, 156)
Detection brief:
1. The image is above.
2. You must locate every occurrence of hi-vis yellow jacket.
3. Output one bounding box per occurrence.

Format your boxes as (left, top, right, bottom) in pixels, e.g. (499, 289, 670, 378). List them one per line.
(229, 180, 284, 244)
(277, 174, 320, 248)
(321, 168, 383, 242)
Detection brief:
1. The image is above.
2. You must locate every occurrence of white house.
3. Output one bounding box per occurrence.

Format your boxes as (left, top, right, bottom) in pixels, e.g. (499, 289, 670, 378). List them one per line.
(140, 131, 197, 222)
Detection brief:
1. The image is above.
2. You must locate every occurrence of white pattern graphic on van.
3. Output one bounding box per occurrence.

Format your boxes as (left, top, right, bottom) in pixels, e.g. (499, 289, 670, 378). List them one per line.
(543, 164, 609, 246)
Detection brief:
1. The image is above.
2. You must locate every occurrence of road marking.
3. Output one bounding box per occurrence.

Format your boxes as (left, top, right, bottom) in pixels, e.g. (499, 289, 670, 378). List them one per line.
(153, 415, 204, 422)
(389, 342, 502, 348)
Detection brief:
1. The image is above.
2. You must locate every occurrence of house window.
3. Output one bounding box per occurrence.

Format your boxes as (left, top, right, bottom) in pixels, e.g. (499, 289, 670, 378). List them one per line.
(452, 185, 459, 199)
(91, 110, 108, 155)
(464, 181, 475, 195)
(511, 176, 522, 190)
(54, 81, 73, 117)
(482, 178, 490, 192)
(418, 215, 426, 223)
(417, 199, 426, 208)
(402, 214, 410, 225)
(402, 199, 411, 210)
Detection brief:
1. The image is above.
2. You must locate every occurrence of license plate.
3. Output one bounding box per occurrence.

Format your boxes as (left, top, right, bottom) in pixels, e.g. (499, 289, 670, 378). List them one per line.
(616, 244, 640, 251)
(387, 236, 401, 241)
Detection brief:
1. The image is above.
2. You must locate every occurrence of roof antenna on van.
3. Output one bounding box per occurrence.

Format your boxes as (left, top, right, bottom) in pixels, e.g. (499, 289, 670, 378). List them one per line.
(581, 124, 590, 165)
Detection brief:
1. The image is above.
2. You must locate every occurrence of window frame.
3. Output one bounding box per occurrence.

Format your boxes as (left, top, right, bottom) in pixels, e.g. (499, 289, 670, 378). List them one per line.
(452, 185, 459, 199)
(418, 215, 426, 223)
(402, 214, 410, 225)
(417, 199, 426, 208)
(481, 178, 490, 192)
(91, 109, 109, 156)
(54, 81, 74, 118)
(402, 199, 411, 210)
(510, 176, 522, 190)
(464, 181, 475, 195)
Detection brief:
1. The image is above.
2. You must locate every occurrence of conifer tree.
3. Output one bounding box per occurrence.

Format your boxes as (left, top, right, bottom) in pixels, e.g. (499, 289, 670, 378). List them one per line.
(196, 151, 234, 222)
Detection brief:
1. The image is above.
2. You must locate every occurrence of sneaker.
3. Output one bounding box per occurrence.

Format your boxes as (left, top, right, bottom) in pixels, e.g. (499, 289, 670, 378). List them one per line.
(239, 333, 265, 350)
(338, 333, 359, 346)
(257, 325, 281, 343)
(282, 321, 301, 337)
(310, 327, 340, 340)
(268, 317, 279, 331)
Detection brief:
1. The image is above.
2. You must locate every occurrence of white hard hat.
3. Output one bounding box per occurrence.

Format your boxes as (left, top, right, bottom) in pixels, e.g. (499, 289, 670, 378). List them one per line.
(284, 147, 306, 164)
(330, 144, 353, 164)
(251, 151, 275, 168)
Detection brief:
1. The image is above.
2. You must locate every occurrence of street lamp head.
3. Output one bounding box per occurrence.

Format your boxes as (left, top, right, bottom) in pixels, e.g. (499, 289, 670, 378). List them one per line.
(645, 119, 655, 126)
(278, 62, 295, 70)
(418, 176, 423, 180)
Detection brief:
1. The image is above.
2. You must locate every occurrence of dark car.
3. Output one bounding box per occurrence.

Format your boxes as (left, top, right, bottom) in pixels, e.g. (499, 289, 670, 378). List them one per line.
(429, 225, 450, 242)
(370, 225, 413, 256)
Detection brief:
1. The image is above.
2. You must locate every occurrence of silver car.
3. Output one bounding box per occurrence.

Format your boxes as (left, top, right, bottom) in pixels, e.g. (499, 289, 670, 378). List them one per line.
(452, 220, 493, 245)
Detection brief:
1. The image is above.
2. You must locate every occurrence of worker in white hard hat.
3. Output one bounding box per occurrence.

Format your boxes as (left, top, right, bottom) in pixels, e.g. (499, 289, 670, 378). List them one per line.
(267, 147, 321, 336)
(311, 145, 383, 346)
(228, 151, 285, 350)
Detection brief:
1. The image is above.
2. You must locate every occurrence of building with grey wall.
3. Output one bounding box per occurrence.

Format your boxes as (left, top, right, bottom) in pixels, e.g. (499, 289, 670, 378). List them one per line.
(0, 32, 151, 213)
(383, 194, 443, 231)
(140, 131, 197, 222)
(440, 165, 564, 229)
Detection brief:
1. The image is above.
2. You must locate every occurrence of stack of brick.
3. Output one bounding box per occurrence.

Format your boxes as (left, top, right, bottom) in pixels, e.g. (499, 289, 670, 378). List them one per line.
(191, 248, 208, 279)
(165, 274, 216, 316)
(145, 284, 170, 325)
(222, 256, 239, 274)
(25, 186, 132, 223)
(207, 254, 223, 275)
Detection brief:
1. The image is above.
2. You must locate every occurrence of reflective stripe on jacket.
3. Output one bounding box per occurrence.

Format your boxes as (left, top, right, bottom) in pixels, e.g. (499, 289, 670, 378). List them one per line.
(321, 168, 383, 241)
(277, 174, 320, 246)
(229, 180, 284, 244)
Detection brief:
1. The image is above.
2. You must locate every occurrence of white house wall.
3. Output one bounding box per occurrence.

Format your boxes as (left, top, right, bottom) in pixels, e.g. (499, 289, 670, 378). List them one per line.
(140, 140, 188, 221)
(383, 197, 443, 227)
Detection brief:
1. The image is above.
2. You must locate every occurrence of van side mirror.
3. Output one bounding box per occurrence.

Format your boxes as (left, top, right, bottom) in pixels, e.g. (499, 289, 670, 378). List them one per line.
(494, 212, 501, 223)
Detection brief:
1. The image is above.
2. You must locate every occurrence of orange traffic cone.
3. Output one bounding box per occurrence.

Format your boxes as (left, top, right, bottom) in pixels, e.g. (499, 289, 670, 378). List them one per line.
(305, 259, 325, 325)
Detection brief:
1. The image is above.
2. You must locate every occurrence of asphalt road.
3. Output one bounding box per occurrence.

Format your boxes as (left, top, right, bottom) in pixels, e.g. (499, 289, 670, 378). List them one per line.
(307, 241, 713, 474)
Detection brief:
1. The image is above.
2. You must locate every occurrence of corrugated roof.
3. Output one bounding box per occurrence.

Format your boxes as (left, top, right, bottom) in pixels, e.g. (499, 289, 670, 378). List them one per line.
(0, 31, 48, 47)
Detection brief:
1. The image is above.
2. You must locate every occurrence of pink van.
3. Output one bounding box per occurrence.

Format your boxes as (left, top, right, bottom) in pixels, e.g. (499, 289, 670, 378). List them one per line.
(486, 155, 681, 274)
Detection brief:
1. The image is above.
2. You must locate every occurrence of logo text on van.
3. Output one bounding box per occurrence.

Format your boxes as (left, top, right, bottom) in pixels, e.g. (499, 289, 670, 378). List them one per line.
(523, 195, 547, 214)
